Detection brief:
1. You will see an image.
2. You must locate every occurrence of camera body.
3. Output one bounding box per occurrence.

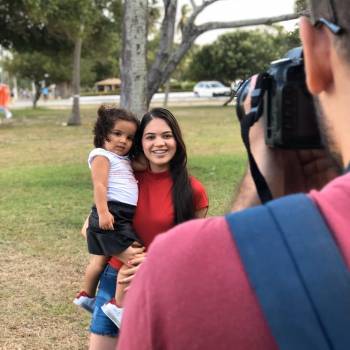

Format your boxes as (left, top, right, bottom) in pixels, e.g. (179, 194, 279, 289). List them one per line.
(237, 47, 322, 149)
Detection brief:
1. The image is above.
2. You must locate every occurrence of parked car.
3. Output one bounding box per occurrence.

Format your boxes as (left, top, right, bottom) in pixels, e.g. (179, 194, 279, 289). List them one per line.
(193, 81, 231, 97)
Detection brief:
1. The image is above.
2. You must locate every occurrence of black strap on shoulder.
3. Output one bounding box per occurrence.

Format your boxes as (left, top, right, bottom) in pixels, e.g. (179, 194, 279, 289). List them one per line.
(238, 73, 273, 204)
(226, 194, 350, 350)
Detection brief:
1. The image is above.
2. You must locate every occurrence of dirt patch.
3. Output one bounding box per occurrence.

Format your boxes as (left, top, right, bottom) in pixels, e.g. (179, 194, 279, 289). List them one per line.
(0, 246, 90, 349)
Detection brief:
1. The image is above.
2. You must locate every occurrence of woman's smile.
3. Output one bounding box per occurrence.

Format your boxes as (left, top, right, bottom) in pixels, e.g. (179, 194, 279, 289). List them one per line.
(142, 118, 177, 172)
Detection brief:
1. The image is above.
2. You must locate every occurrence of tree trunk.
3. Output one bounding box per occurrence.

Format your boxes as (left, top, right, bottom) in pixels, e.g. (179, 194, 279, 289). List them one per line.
(67, 36, 82, 126)
(120, 0, 148, 118)
(163, 79, 170, 107)
(147, 0, 177, 107)
(32, 81, 41, 108)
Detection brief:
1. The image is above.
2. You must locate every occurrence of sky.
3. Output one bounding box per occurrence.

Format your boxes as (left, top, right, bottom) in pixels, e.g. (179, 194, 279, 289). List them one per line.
(178, 0, 298, 44)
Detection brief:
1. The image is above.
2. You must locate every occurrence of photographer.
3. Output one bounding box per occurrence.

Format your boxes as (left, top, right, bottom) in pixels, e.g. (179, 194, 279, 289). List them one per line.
(118, 0, 350, 349)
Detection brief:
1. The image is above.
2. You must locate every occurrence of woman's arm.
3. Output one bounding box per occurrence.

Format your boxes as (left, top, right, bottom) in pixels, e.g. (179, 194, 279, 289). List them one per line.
(195, 207, 208, 218)
(91, 156, 114, 230)
(191, 176, 209, 218)
(115, 252, 147, 306)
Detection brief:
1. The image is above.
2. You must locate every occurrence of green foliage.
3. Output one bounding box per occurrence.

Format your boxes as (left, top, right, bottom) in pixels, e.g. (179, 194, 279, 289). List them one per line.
(0, 0, 71, 52)
(3, 0, 123, 89)
(5, 51, 71, 84)
(158, 80, 195, 92)
(148, 0, 161, 35)
(295, 0, 308, 12)
(187, 27, 301, 82)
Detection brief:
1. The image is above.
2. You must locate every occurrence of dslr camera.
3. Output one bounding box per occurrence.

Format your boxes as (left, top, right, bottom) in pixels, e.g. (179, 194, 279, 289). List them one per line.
(236, 47, 322, 149)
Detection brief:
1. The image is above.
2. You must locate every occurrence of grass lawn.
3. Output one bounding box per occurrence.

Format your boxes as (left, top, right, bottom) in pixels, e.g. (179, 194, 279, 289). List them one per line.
(0, 104, 247, 349)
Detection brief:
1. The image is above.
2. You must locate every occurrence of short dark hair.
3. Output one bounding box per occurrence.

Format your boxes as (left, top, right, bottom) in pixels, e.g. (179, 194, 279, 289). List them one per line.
(93, 104, 139, 149)
(308, 0, 350, 60)
(138, 108, 195, 224)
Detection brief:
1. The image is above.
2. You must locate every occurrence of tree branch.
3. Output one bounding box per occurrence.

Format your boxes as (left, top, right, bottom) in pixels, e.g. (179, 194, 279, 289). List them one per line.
(188, 0, 221, 25)
(194, 0, 222, 16)
(147, 0, 177, 101)
(189, 0, 197, 10)
(196, 13, 299, 33)
(146, 0, 299, 106)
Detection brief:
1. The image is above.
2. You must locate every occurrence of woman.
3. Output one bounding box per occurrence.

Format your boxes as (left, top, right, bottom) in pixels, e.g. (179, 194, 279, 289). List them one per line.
(88, 108, 209, 350)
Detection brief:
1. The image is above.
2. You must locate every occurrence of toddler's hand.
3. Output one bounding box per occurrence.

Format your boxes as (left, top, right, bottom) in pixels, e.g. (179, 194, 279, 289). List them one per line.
(99, 211, 115, 230)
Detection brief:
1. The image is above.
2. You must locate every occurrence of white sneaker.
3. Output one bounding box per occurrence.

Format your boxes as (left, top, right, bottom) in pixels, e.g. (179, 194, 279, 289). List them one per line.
(5, 109, 12, 119)
(101, 301, 123, 328)
(73, 291, 95, 313)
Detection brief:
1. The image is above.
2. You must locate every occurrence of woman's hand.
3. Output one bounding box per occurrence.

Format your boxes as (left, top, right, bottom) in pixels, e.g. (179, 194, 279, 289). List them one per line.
(115, 264, 130, 306)
(118, 252, 147, 285)
(115, 252, 147, 306)
(116, 243, 145, 265)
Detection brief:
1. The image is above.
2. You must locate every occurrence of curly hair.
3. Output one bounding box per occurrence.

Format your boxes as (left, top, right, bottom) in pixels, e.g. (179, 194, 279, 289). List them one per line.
(93, 104, 139, 155)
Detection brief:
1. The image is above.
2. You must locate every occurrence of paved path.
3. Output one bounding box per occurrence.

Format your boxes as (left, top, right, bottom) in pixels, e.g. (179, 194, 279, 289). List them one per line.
(10, 92, 231, 109)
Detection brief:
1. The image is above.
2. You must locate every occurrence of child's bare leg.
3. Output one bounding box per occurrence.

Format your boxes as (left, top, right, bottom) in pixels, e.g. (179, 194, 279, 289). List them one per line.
(81, 216, 89, 238)
(83, 255, 108, 297)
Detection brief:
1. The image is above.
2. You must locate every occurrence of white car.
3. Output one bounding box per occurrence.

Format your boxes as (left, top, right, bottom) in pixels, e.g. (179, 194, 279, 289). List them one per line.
(193, 81, 231, 97)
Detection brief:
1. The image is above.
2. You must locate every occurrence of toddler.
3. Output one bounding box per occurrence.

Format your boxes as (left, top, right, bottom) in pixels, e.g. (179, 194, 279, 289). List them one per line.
(74, 105, 143, 326)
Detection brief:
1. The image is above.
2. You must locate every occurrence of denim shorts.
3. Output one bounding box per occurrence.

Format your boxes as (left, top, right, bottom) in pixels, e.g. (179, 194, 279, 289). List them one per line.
(90, 264, 119, 336)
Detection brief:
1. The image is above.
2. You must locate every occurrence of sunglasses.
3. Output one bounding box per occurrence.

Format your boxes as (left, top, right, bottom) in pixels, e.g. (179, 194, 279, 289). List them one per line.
(303, 0, 344, 35)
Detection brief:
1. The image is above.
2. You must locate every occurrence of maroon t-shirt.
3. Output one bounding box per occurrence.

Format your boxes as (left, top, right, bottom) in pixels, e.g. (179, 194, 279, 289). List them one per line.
(118, 173, 350, 350)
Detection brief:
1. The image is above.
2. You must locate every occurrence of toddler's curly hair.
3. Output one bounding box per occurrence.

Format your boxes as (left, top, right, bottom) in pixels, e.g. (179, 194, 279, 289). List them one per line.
(93, 104, 139, 149)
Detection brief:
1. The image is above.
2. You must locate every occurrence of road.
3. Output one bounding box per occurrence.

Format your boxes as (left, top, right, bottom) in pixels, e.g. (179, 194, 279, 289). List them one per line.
(10, 91, 231, 109)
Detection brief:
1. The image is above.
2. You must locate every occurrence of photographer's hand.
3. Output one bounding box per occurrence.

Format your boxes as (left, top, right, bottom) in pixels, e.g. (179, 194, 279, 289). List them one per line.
(232, 116, 284, 210)
(232, 82, 339, 211)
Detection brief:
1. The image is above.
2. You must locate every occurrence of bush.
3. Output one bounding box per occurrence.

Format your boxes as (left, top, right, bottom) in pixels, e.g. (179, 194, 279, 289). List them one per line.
(81, 89, 121, 96)
(159, 80, 196, 92)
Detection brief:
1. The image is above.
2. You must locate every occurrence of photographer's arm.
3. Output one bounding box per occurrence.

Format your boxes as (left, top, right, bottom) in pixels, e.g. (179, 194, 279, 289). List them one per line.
(232, 117, 285, 210)
(231, 166, 260, 211)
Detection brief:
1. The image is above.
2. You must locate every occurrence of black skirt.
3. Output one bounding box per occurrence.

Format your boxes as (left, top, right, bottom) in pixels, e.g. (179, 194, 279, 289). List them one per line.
(87, 201, 140, 256)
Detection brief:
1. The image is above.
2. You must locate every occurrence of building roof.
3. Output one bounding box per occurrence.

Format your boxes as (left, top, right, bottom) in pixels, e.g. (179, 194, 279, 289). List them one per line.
(95, 78, 121, 86)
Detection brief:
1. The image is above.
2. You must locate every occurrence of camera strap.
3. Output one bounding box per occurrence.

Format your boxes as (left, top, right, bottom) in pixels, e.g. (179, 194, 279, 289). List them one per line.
(226, 193, 350, 349)
(239, 73, 273, 204)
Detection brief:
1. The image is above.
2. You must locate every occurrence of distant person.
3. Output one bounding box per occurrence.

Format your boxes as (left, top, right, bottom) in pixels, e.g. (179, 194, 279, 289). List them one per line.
(87, 108, 209, 350)
(74, 105, 145, 326)
(118, 0, 350, 348)
(0, 83, 12, 119)
(41, 86, 49, 101)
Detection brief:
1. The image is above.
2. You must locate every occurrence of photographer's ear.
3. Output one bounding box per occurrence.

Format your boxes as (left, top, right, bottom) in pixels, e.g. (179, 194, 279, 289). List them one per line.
(300, 16, 333, 95)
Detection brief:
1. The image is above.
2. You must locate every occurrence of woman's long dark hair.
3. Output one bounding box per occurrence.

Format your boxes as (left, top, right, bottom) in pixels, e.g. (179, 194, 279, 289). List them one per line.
(137, 108, 195, 224)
